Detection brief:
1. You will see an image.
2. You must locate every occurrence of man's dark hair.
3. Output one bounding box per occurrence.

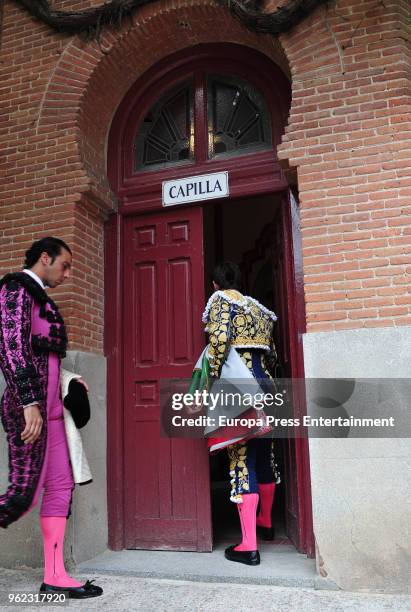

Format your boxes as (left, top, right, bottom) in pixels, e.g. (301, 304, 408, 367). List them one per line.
(212, 261, 242, 291)
(24, 237, 72, 268)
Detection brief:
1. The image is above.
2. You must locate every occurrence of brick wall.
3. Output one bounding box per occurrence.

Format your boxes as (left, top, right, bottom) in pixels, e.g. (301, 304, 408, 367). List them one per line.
(0, 0, 106, 350)
(278, 0, 411, 331)
(0, 0, 410, 350)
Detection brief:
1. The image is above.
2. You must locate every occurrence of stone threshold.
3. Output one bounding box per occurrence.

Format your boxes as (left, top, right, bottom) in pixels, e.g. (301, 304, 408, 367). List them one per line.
(77, 543, 337, 591)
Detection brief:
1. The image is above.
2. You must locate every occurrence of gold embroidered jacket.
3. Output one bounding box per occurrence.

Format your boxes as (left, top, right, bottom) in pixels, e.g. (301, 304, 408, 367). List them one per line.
(202, 289, 278, 378)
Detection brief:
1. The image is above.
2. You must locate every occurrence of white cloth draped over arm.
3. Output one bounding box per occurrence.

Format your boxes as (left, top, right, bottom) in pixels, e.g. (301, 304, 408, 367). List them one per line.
(60, 368, 92, 485)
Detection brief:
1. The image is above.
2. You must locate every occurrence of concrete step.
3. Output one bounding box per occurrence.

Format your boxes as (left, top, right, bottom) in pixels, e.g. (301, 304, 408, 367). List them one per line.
(77, 543, 333, 590)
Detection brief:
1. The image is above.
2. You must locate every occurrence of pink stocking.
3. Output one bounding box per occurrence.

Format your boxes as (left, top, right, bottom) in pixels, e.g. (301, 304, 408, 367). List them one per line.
(256, 483, 276, 528)
(40, 516, 82, 587)
(234, 493, 258, 552)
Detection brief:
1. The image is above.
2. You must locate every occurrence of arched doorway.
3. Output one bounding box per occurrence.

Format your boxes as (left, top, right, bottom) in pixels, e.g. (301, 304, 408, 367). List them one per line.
(106, 43, 314, 556)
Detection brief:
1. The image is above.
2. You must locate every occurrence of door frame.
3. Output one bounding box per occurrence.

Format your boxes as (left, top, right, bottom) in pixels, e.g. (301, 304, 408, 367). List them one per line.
(105, 43, 314, 555)
(105, 190, 315, 556)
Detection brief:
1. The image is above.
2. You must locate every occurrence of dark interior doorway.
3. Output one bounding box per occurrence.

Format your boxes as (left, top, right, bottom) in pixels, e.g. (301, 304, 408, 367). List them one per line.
(202, 194, 290, 547)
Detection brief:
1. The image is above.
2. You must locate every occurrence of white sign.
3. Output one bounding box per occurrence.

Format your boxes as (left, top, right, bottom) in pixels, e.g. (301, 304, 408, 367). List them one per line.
(163, 171, 229, 206)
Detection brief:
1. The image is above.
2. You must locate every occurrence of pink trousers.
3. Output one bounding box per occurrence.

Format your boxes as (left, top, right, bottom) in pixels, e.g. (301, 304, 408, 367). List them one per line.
(29, 353, 74, 517)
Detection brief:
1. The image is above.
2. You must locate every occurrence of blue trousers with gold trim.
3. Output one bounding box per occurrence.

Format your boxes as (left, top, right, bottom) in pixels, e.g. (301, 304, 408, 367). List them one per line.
(227, 437, 280, 503)
(227, 349, 281, 503)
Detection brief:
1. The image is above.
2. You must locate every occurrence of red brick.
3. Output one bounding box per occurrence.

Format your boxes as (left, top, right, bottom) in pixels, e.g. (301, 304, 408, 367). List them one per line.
(0, 0, 409, 344)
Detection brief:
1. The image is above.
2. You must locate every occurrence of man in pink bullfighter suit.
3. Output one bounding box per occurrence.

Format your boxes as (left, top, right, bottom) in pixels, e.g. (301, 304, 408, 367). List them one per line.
(0, 236, 102, 599)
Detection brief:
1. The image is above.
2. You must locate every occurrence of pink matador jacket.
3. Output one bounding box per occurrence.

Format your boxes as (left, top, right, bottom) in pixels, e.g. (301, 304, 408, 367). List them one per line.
(0, 272, 67, 528)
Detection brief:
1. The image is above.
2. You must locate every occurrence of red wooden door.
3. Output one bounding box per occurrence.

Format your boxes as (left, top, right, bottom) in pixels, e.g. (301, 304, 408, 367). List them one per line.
(272, 190, 315, 556)
(123, 206, 212, 551)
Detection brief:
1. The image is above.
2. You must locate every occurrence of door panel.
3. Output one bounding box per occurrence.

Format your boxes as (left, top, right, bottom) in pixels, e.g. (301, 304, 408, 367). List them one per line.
(273, 189, 314, 556)
(123, 207, 212, 551)
(271, 201, 300, 548)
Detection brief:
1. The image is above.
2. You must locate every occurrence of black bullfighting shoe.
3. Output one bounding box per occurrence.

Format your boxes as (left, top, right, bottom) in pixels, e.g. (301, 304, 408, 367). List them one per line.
(224, 545, 260, 566)
(39, 580, 103, 599)
(257, 525, 275, 540)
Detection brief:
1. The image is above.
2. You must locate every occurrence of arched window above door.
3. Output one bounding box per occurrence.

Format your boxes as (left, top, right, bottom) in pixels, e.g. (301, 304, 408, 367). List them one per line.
(207, 75, 272, 159)
(134, 82, 194, 172)
(133, 73, 273, 173)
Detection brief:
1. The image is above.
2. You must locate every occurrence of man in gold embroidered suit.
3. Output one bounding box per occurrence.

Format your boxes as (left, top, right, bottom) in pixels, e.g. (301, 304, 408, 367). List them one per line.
(202, 262, 281, 566)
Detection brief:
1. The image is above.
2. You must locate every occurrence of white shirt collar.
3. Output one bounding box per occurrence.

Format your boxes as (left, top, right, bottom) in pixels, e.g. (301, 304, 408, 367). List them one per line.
(23, 269, 46, 290)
